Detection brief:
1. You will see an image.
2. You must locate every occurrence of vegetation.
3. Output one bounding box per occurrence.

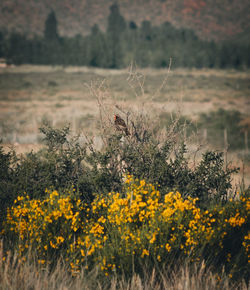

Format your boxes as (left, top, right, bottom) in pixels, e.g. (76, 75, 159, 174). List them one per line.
(0, 105, 249, 288)
(0, 4, 249, 68)
(1, 177, 249, 287)
(0, 114, 239, 223)
(1, 251, 248, 290)
(0, 50, 249, 287)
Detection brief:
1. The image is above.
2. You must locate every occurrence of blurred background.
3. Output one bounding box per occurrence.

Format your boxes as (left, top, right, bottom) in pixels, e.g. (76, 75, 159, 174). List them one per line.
(0, 1, 249, 68)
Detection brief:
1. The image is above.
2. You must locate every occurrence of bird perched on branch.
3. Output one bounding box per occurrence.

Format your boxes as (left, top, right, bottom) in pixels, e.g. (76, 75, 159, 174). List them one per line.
(114, 114, 130, 136)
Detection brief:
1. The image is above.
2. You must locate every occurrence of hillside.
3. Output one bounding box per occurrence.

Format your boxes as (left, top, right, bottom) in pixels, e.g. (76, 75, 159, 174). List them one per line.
(0, 0, 249, 41)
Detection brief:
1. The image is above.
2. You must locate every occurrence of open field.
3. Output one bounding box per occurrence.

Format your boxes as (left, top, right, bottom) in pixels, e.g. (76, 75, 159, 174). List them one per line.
(0, 65, 250, 186)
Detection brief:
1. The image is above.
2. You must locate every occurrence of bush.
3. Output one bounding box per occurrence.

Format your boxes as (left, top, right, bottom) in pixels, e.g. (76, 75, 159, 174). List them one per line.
(2, 177, 249, 281)
(79, 111, 238, 204)
(0, 112, 239, 228)
(0, 147, 17, 224)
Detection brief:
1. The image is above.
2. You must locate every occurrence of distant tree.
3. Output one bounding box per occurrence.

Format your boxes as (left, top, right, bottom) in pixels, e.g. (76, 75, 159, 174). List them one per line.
(29, 36, 44, 64)
(242, 44, 250, 67)
(6, 33, 31, 64)
(122, 21, 139, 66)
(107, 4, 126, 39)
(44, 10, 59, 42)
(129, 21, 137, 30)
(0, 7, 249, 69)
(61, 34, 87, 66)
(106, 4, 126, 68)
(135, 20, 155, 67)
(151, 22, 176, 67)
(43, 10, 63, 64)
(140, 21, 154, 41)
(0, 31, 5, 57)
(86, 24, 109, 67)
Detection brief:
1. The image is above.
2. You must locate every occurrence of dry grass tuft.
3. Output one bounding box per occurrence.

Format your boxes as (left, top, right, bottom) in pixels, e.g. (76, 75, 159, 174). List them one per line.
(0, 248, 248, 290)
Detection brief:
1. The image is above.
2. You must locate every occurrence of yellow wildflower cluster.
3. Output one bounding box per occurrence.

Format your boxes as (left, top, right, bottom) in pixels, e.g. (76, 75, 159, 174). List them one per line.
(4, 190, 85, 261)
(2, 176, 249, 276)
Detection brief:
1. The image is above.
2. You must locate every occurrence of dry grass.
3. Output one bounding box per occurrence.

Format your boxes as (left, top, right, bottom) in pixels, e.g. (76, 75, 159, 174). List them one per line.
(0, 65, 249, 136)
(0, 248, 248, 290)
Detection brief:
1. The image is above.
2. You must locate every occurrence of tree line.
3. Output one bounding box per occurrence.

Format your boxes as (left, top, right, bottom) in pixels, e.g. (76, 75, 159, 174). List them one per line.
(0, 4, 249, 68)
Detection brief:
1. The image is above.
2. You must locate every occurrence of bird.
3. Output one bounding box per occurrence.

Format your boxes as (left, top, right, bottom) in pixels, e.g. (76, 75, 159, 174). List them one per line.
(114, 114, 130, 136)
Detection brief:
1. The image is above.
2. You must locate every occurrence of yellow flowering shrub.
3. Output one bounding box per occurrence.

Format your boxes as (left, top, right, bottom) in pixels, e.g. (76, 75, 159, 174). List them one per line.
(3, 189, 86, 263)
(2, 176, 249, 279)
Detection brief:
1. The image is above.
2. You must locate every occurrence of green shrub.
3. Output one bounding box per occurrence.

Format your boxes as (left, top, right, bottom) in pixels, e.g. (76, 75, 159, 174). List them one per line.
(0, 113, 239, 229)
(0, 147, 17, 224)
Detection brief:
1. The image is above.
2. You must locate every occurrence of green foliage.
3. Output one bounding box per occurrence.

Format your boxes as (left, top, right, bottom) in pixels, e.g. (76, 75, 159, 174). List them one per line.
(0, 147, 16, 223)
(186, 151, 238, 203)
(0, 114, 240, 229)
(0, 115, 247, 285)
(39, 123, 69, 150)
(0, 126, 88, 227)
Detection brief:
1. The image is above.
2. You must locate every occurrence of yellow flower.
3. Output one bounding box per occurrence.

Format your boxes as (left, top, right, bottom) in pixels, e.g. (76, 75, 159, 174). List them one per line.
(50, 241, 57, 249)
(141, 249, 149, 257)
(56, 236, 64, 244)
(149, 232, 157, 244)
(38, 259, 45, 265)
(165, 243, 171, 252)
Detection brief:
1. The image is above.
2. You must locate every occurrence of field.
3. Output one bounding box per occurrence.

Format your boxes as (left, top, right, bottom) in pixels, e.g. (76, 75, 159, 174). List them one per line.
(0, 65, 250, 289)
(0, 65, 250, 185)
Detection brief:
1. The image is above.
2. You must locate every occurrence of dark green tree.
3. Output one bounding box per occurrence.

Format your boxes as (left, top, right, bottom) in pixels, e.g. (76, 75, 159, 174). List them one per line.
(5, 33, 31, 64)
(86, 24, 109, 67)
(122, 21, 139, 66)
(29, 36, 44, 64)
(0, 31, 5, 57)
(61, 34, 87, 66)
(44, 10, 59, 42)
(43, 10, 62, 64)
(106, 4, 126, 68)
(135, 20, 155, 67)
